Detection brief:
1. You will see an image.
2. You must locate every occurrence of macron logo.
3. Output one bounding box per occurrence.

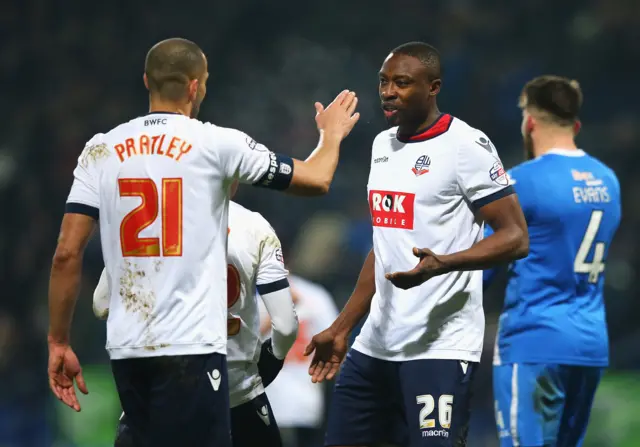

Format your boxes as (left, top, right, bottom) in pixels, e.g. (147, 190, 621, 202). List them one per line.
(257, 405, 271, 426)
(207, 369, 221, 391)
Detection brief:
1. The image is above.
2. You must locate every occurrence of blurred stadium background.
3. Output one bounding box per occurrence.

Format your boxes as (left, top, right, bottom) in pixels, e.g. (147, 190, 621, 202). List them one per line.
(2, 0, 639, 445)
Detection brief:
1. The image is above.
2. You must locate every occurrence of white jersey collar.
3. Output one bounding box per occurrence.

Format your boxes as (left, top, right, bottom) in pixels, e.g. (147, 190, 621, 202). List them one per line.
(544, 148, 586, 157)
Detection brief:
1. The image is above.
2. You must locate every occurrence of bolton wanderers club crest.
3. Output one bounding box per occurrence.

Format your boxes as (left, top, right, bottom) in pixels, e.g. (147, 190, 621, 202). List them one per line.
(412, 155, 431, 176)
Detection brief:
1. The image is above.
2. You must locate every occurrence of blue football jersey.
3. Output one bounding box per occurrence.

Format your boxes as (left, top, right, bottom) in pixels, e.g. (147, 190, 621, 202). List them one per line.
(485, 149, 621, 366)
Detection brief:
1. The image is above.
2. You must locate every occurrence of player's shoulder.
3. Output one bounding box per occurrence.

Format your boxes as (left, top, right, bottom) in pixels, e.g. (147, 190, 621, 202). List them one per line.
(583, 152, 619, 181)
(230, 201, 278, 238)
(448, 116, 493, 146)
(506, 158, 542, 181)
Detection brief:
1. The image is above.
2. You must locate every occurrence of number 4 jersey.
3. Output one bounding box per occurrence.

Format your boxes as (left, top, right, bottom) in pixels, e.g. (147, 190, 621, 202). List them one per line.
(487, 149, 621, 367)
(66, 112, 292, 360)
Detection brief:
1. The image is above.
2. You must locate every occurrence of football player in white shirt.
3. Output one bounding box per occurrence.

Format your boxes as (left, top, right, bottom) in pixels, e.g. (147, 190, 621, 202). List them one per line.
(95, 181, 298, 447)
(46, 37, 359, 447)
(304, 42, 529, 447)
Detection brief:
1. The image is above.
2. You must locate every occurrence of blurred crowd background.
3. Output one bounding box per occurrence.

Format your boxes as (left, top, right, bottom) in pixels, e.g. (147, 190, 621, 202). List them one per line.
(2, 0, 639, 445)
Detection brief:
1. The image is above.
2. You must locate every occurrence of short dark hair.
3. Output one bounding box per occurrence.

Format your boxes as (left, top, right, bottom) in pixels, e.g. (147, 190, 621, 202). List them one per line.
(144, 38, 206, 101)
(391, 42, 442, 80)
(520, 75, 583, 126)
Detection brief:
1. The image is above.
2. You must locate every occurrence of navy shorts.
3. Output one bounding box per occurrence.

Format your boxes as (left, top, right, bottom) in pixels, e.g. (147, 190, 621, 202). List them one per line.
(111, 353, 231, 447)
(325, 349, 477, 447)
(116, 391, 280, 447)
(493, 363, 604, 447)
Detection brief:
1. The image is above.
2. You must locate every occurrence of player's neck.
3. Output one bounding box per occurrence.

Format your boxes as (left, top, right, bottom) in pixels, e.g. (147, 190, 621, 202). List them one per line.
(398, 107, 441, 137)
(148, 98, 191, 117)
(533, 134, 578, 157)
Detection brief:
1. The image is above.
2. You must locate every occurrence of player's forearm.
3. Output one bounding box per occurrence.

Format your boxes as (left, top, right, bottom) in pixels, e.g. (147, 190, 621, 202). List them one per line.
(48, 249, 84, 344)
(261, 287, 299, 359)
(440, 226, 528, 273)
(287, 131, 342, 196)
(332, 249, 376, 336)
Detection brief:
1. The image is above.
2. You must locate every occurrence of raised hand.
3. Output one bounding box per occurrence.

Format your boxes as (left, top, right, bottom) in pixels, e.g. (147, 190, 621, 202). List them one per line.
(314, 90, 360, 140)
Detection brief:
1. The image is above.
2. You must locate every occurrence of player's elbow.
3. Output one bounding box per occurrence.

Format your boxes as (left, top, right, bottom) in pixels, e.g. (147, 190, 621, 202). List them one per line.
(510, 226, 529, 260)
(289, 177, 330, 196)
(288, 160, 332, 196)
(273, 315, 299, 342)
(314, 181, 331, 196)
(51, 245, 82, 270)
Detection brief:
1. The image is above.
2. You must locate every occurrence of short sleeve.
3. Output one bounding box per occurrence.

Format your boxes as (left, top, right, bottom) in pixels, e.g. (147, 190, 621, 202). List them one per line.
(456, 130, 514, 210)
(213, 125, 294, 191)
(254, 214, 289, 294)
(65, 134, 104, 219)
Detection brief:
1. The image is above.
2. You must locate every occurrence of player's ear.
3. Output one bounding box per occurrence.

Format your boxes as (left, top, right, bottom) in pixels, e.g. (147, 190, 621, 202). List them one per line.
(574, 119, 581, 136)
(525, 115, 535, 134)
(187, 79, 199, 102)
(143, 73, 149, 91)
(429, 79, 441, 96)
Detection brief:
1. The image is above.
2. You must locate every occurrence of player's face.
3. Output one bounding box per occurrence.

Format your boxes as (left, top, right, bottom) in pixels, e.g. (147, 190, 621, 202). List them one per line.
(379, 53, 440, 128)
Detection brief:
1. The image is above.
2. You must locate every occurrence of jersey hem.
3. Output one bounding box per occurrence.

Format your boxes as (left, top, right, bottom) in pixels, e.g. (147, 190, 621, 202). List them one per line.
(352, 340, 481, 362)
(230, 382, 265, 408)
(493, 356, 608, 367)
(107, 342, 225, 359)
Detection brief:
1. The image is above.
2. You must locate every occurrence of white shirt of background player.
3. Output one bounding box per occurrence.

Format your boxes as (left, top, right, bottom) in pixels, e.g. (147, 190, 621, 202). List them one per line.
(93, 200, 298, 408)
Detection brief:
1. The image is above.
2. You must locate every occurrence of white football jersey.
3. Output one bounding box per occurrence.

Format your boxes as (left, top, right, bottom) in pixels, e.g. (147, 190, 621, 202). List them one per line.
(353, 114, 512, 362)
(226, 201, 289, 407)
(263, 275, 338, 428)
(67, 112, 291, 360)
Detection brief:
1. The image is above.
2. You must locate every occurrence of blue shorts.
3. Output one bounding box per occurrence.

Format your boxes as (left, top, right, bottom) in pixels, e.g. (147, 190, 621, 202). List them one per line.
(111, 353, 231, 447)
(493, 363, 604, 447)
(325, 349, 477, 447)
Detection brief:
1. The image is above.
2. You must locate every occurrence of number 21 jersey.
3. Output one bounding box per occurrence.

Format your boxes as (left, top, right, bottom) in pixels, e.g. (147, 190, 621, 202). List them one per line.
(66, 113, 277, 360)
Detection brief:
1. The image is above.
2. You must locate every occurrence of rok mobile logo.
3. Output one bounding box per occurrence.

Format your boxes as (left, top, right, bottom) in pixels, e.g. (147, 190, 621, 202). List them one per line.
(369, 190, 415, 229)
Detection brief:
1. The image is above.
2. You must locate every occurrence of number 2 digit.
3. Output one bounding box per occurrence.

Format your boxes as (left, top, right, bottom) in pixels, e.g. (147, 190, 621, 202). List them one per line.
(119, 178, 183, 257)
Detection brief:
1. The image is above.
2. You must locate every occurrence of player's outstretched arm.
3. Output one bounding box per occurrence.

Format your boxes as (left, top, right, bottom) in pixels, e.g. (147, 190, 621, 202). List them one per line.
(219, 90, 360, 197)
(48, 213, 95, 411)
(386, 195, 528, 289)
(304, 248, 375, 383)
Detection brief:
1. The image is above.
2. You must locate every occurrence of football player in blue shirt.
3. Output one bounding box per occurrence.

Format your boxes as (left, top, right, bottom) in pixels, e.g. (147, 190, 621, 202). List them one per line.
(485, 75, 621, 447)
